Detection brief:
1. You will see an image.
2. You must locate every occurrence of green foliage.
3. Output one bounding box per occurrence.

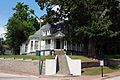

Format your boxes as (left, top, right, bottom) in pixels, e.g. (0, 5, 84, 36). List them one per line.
(36, 0, 120, 55)
(0, 38, 4, 55)
(6, 2, 39, 54)
(36, 0, 120, 38)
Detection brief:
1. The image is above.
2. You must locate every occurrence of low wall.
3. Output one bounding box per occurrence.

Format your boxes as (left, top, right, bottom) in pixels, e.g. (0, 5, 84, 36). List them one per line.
(66, 55, 81, 76)
(0, 58, 39, 75)
(45, 56, 57, 75)
(81, 61, 100, 68)
(108, 59, 120, 67)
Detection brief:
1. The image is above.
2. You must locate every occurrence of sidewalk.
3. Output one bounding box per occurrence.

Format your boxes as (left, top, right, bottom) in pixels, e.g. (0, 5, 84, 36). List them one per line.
(39, 71, 120, 80)
(0, 70, 120, 80)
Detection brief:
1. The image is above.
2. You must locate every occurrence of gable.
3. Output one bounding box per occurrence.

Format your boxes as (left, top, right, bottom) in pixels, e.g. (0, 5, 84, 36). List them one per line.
(54, 31, 65, 37)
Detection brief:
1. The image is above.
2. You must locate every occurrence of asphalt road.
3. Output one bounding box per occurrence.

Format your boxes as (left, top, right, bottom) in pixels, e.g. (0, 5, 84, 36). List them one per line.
(0, 73, 48, 80)
(105, 76, 120, 80)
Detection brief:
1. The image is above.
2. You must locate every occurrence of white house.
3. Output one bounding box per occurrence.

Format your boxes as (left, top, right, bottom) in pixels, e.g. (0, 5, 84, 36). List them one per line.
(20, 21, 85, 55)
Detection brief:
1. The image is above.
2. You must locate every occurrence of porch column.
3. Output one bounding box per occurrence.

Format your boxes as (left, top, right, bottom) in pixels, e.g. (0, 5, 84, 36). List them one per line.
(60, 39, 62, 49)
(38, 40, 40, 50)
(64, 40, 67, 50)
(50, 39, 53, 49)
(52, 39, 54, 49)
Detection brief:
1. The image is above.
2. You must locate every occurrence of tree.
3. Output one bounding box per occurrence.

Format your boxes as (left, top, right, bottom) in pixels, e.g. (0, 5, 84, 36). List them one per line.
(6, 2, 39, 54)
(0, 38, 4, 55)
(36, 0, 120, 57)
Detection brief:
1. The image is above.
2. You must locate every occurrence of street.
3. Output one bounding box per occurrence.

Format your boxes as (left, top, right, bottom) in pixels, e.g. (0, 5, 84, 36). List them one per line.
(105, 76, 120, 80)
(0, 73, 48, 80)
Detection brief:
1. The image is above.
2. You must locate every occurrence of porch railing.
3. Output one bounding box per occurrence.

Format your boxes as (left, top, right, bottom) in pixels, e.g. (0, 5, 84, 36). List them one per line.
(45, 44, 50, 49)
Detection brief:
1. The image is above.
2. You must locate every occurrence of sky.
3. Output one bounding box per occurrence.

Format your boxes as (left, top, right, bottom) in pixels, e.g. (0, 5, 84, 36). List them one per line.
(0, 0, 46, 37)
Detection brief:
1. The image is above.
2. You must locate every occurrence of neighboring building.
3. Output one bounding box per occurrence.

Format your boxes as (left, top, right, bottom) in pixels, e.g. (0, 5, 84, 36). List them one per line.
(20, 21, 85, 55)
(3, 45, 13, 55)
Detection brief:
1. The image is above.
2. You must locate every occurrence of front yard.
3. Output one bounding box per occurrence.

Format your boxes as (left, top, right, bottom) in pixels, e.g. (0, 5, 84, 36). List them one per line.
(0, 55, 55, 60)
(0, 54, 120, 75)
(0, 54, 96, 62)
(82, 66, 120, 75)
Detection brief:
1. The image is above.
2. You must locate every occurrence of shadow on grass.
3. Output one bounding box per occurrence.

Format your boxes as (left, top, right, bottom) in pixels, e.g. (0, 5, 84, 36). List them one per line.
(108, 65, 120, 70)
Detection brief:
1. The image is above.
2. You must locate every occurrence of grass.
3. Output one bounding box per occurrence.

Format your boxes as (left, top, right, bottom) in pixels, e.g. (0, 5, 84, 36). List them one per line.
(82, 66, 120, 75)
(68, 55, 97, 62)
(0, 54, 96, 62)
(0, 55, 55, 60)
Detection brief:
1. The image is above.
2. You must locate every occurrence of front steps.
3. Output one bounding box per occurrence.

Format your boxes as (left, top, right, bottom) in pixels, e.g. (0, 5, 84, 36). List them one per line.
(43, 50, 77, 76)
(54, 50, 65, 55)
(56, 55, 70, 75)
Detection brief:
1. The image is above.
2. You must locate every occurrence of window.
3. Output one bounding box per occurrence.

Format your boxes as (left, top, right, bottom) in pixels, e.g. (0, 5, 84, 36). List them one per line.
(25, 44, 28, 52)
(47, 30, 50, 35)
(46, 39, 51, 45)
(35, 41, 38, 50)
(42, 31, 46, 36)
(31, 41, 33, 50)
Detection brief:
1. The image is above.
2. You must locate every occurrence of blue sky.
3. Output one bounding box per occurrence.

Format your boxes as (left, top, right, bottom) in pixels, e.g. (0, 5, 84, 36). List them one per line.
(0, 0, 46, 36)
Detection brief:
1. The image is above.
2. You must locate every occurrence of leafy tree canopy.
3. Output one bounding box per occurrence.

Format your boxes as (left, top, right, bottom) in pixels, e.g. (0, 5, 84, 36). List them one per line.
(36, 0, 120, 55)
(6, 2, 39, 54)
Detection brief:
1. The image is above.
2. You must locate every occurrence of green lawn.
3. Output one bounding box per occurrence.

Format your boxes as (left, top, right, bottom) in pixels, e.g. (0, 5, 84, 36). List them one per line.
(68, 55, 97, 62)
(0, 55, 97, 62)
(0, 55, 55, 60)
(82, 66, 120, 75)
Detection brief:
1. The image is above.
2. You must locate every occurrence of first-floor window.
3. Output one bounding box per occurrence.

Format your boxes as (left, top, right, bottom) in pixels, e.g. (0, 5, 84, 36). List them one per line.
(31, 41, 33, 50)
(46, 39, 51, 45)
(25, 44, 28, 52)
(35, 41, 38, 50)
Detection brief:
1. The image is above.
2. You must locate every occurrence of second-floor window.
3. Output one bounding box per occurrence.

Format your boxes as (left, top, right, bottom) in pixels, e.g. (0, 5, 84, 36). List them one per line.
(47, 30, 50, 35)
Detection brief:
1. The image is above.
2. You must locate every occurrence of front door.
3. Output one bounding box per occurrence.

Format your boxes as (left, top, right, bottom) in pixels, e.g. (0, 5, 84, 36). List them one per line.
(56, 39, 60, 49)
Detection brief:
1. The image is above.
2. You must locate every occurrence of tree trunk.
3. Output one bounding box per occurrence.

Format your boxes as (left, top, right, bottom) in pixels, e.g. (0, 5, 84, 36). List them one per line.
(13, 47, 20, 55)
(88, 38, 96, 58)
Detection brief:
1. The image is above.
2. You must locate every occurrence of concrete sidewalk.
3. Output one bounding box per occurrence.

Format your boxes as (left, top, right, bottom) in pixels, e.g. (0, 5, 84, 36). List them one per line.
(0, 71, 120, 80)
(38, 71, 120, 80)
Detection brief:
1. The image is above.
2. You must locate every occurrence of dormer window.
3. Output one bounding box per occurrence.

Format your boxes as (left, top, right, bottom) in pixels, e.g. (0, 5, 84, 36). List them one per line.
(47, 30, 50, 35)
(42, 31, 46, 36)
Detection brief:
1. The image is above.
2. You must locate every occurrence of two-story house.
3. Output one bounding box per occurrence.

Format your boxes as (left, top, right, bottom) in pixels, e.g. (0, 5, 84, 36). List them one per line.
(20, 21, 85, 55)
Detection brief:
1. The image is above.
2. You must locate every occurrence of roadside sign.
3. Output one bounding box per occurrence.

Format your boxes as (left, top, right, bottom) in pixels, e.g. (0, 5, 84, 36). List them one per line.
(100, 60, 104, 66)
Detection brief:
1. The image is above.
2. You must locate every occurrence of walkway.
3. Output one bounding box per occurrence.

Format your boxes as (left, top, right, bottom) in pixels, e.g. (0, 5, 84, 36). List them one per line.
(39, 71, 120, 80)
(0, 70, 120, 80)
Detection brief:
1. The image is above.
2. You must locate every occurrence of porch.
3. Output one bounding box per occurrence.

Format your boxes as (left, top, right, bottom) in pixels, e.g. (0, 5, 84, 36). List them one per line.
(43, 38, 67, 50)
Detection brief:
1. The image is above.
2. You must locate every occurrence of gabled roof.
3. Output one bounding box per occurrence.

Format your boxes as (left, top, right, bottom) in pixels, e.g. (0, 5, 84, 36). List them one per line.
(40, 23, 51, 31)
(29, 29, 42, 39)
(51, 21, 65, 34)
(29, 21, 65, 40)
(54, 31, 65, 37)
